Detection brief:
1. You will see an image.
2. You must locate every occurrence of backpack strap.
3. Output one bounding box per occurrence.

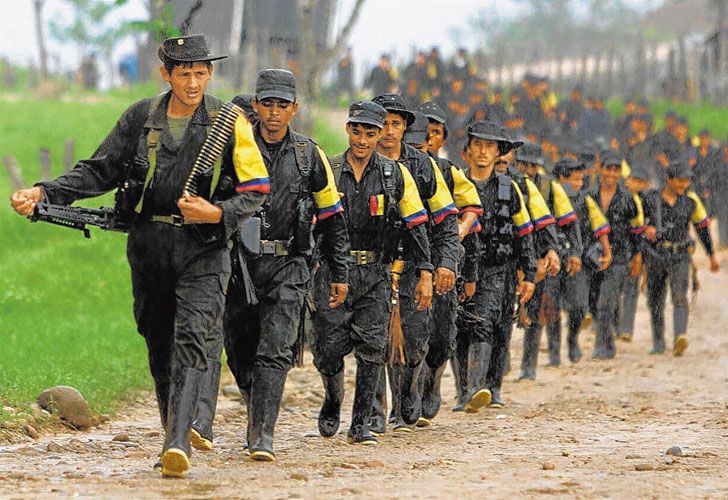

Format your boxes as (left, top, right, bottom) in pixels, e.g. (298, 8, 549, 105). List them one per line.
(329, 153, 345, 186)
(134, 94, 165, 213)
(497, 173, 512, 201)
(290, 131, 313, 197)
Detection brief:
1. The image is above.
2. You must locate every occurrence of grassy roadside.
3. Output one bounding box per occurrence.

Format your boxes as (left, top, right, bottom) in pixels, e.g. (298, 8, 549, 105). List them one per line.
(0, 91, 346, 424)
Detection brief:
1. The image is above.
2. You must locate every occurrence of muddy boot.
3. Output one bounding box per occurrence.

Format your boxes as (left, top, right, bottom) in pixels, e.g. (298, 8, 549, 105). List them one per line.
(489, 387, 504, 408)
(451, 343, 469, 411)
(464, 342, 492, 413)
(348, 361, 380, 446)
(567, 311, 583, 363)
(160, 366, 202, 478)
(420, 362, 446, 421)
(546, 322, 561, 367)
(318, 369, 344, 438)
(673, 335, 688, 357)
(191, 358, 221, 452)
(154, 376, 170, 431)
(519, 323, 540, 380)
(368, 366, 387, 436)
(248, 367, 287, 462)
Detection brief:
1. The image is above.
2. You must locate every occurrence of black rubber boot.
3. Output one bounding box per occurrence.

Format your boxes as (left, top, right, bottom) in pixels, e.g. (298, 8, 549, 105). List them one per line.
(464, 342, 492, 413)
(318, 369, 345, 438)
(650, 328, 666, 354)
(160, 366, 202, 478)
(368, 366, 387, 436)
(420, 362, 446, 420)
(349, 361, 380, 446)
(546, 322, 561, 367)
(154, 376, 170, 430)
(387, 364, 402, 424)
(567, 311, 583, 363)
(248, 366, 287, 462)
(399, 362, 423, 426)
(519, 323, 540, 380)
(592, 315, 615, 359)
(451, 345, 469, 411)
(191, 358, 221, 451)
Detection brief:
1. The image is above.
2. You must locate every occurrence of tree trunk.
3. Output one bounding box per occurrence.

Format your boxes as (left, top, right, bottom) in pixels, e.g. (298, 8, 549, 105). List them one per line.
(33, 0, 49, 78)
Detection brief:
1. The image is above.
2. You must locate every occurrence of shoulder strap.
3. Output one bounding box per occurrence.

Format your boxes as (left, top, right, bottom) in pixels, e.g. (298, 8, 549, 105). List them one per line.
(653, 191, 663, 234)
(497, 173, 512, 201)
(290, 131, 313, 196)
(134, 94, 165, 213)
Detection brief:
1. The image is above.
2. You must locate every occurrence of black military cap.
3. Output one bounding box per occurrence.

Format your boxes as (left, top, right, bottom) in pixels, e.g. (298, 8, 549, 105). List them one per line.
(676, 115, 688, 126)
(466, 120, 522, 155)
(601, 151, 622, 168)
(552, 157, 579, 177)
(699, 128, 711, 136)
(666, 161, 693, 179)
(158, 34, 227, 63)
(347, 100, 387, 129)
(372, 93, 415, 126)
(403, 111, 430, 145)
(255, 69, 296, 102)
(665, 110, 677, 119)
(637, 98, 649, 108)
(628, 162, 651, 181)
(516, 143, 543, 165)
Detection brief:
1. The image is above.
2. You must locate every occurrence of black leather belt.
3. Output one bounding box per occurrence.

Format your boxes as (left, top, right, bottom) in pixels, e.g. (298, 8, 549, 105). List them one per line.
(150, 214, 192, 226)
(350, 250, 379, 265)
(260, 240, 289, 256)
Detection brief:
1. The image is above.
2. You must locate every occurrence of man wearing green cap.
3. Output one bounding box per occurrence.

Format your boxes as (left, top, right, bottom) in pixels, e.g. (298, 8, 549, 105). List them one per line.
(641, 161, 719, 356)
(10, 34, 269, 478)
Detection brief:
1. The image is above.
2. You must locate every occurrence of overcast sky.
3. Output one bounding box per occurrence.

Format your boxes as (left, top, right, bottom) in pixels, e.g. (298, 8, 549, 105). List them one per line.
(0, 0, 653, 86)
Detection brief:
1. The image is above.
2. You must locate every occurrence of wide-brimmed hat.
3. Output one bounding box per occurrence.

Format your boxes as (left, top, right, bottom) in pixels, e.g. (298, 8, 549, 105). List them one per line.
(466, 120, 522, 155)
(418, 101, 448, 138)
(158, 34, 227, 63)
(372, 93, 415, 126)
(515, 143, 543, 165)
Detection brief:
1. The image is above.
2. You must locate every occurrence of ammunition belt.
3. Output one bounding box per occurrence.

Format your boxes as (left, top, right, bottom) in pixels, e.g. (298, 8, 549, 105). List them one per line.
(657, 240, 693, 254)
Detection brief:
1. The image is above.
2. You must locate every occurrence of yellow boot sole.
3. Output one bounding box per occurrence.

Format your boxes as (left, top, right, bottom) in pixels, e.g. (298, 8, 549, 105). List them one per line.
(190, 429, 213, 451)
(250, 450, 276, 462)
(464, 389, 491, 414)
(673, 336, 688, 356)
(160, 448, 190, 478)
(415, 417, 432, 428)
(347, 436, 378, 446)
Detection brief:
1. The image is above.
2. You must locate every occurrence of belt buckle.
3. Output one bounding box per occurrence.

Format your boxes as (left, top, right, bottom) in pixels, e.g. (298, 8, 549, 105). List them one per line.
(359, 251, 369, 265)
(275, 241, 287, 256)
(171, 214, 184, 227)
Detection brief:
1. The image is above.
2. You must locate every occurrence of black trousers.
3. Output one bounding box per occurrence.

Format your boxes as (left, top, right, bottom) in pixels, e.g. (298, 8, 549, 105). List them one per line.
(646, 253, 690, 340)
(398, 263, 432, 367)
(127, 221, 229, 383)
(224, 254, 309, 384)
(426, 289, 458, 369)
(311, 262, 390, 376)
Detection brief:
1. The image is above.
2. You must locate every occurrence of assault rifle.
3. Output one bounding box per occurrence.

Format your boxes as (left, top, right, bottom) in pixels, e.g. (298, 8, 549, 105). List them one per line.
(29, 202, 129, 238)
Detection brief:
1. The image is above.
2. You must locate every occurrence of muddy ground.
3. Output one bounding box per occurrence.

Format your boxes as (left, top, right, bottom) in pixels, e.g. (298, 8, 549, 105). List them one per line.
(1, 251, 727, 499)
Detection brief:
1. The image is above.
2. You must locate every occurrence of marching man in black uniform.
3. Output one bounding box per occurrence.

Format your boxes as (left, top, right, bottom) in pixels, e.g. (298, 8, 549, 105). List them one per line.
(312, 101, 432, 445)
(10, 35, 269, 477)
(641, 161, 719, 355)
(223, 69, 351, 462)
(461, 121, 537, 413)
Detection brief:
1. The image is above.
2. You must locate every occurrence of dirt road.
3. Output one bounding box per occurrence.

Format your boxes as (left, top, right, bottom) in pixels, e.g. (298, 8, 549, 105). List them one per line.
(1, 251, 727, 499)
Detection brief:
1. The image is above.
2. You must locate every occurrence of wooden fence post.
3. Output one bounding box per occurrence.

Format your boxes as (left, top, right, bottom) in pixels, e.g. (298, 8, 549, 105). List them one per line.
(3, 156, 25, 191)
(63, 139, 75, 172)
(39, 147, 51, 181)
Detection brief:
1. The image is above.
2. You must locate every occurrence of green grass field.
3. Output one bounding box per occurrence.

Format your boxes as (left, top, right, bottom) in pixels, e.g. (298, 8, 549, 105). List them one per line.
(0, 89, 346, 422)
